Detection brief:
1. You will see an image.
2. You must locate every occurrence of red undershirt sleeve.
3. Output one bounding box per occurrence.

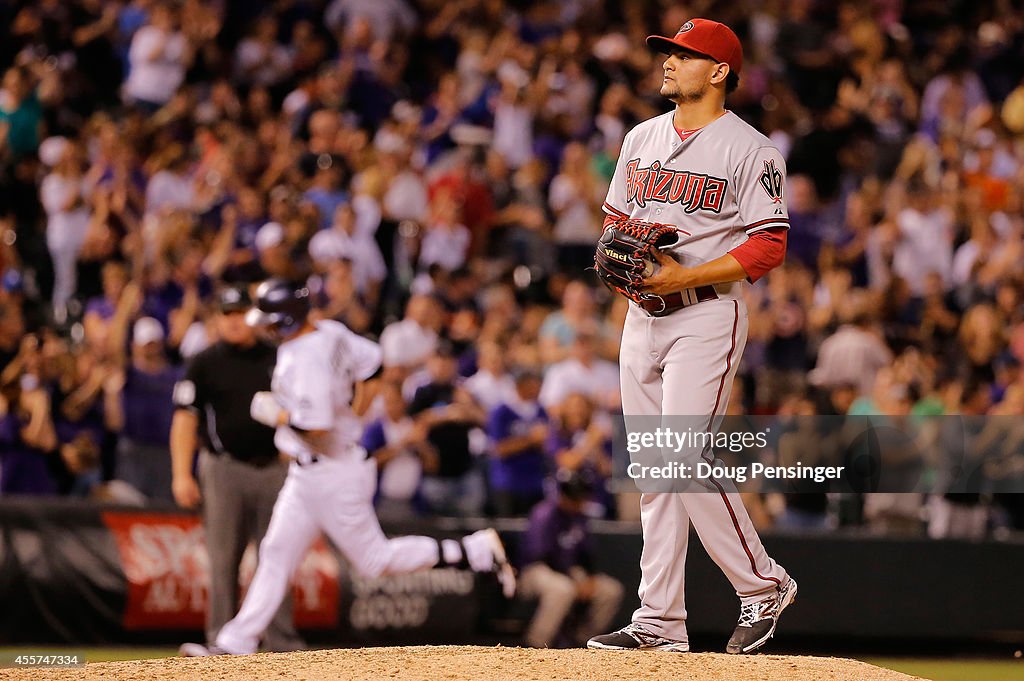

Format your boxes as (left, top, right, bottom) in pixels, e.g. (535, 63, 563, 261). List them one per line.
(728, 227, 788, 283)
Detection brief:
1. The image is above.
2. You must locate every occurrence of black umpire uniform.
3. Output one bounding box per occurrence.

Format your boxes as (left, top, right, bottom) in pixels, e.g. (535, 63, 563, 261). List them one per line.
(170, 287, 303, 652)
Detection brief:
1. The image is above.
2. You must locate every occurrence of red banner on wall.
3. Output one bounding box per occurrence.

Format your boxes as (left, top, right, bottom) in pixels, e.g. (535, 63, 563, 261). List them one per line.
(100, 511, 339, 630)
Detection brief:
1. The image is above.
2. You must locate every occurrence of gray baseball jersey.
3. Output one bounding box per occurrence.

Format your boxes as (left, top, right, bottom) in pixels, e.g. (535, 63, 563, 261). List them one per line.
(608, 109, 791, 643)
(604, 110, 789, 284)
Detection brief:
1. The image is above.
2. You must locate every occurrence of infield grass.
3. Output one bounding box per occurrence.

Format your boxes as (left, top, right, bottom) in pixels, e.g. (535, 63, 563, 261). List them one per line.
(864, 657, 1023, 681)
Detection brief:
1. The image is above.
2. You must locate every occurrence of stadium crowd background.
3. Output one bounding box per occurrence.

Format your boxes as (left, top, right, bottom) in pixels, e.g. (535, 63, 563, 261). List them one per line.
(1, 0, 1023, 537)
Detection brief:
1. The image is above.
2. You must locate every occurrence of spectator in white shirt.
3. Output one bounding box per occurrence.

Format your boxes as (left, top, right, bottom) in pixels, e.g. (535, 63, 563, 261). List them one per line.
(491, 68, 535, 169)
(418, 189, 470, 273)
(324, 0, 417, 43)
(919, 67, 990, 143)
(40, 140, 91, 313)
(594, 84, 630, 152)
(123, 2, 190, 109)
(309, 203, 386, 302)
(951, 217, 996, 289)
(254, 221, 295, 280)
(464, 340, 517, 413)
(950, 214, 1020, 296)
(360, 380, 437, 520)
(539, 331, 620, 411)
(381, 148, 429, 223)
(234, 16, 294, 87)
(379, 294, 442, 374)
(144, 144, 195, 216)
(548, 142, 605, 271)
(808, 290, 894, 396)
(891, 181, 955, 296)
(350, 193, 383, 241)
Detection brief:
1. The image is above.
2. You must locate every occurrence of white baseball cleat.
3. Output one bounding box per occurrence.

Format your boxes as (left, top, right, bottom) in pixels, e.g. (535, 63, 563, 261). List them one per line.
(726, 577, 798, 654)
(463, 528, 517, 598)
(178, 642, 233, 657)
(587, 622, 690, 652)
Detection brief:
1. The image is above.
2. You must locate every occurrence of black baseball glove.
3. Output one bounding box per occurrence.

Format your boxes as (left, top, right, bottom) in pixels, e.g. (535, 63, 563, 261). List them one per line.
(593, 218, 679, 305)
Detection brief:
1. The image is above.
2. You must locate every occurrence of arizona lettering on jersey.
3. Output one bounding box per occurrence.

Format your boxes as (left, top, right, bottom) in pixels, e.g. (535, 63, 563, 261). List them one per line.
(624, 159, 727, 213)
(603, 110, 790, 274)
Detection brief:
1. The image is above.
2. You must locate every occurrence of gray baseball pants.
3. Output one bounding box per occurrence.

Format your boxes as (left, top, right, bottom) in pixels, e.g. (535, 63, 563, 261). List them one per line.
(619, 298, 789, 643)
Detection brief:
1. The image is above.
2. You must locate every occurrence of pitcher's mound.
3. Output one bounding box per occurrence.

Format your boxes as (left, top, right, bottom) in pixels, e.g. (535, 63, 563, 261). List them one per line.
(7, 645, 926, 681)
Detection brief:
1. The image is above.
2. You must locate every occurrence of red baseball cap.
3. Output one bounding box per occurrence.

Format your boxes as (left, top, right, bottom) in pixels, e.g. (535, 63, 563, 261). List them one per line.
(647, 18, 743, 76)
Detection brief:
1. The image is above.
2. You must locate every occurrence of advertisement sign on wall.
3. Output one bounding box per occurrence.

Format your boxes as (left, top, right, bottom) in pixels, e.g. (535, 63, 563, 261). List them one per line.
(100, 512, 339, 629)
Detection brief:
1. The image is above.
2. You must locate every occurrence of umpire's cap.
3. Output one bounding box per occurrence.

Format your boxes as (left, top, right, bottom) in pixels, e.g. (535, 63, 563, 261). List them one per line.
(217, 286, 252, 313)
(245, 278, 311, 334)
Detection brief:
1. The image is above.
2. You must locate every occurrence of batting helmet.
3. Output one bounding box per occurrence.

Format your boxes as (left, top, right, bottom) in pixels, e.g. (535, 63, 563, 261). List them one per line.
(245, 278, 311, 337)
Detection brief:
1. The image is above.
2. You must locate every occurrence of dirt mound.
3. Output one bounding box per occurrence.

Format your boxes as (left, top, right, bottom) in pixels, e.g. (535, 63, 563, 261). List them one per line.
(1, 646, 926, 681)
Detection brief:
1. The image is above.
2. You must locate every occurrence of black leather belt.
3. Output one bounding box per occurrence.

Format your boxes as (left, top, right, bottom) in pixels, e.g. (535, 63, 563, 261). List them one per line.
(294, 448, 372, 466)
(640, 285, 719, 317)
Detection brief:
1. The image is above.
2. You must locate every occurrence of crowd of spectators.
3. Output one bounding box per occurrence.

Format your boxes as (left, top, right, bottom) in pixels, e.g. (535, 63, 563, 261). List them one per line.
(1, 0, 1023, 538)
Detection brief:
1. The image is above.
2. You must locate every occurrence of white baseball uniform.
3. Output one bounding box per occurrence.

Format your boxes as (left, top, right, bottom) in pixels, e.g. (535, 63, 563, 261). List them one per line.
(214, 319, 484, 654)
(605, 110, 791, 643)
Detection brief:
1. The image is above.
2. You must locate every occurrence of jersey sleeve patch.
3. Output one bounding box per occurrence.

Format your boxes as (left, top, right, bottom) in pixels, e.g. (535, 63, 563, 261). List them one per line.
(172, 380, 197, 409)
(735, 146, 790, 236)
(758, 158, 785, 205)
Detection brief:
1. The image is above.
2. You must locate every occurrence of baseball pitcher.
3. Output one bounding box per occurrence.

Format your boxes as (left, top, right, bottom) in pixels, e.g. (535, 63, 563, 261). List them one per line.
(589, 18, 797, 654)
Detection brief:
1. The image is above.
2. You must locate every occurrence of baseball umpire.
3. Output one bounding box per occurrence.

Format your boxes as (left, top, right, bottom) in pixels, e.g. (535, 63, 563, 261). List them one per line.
(588, 19, 797, 654)
(170, 286, 303, 652)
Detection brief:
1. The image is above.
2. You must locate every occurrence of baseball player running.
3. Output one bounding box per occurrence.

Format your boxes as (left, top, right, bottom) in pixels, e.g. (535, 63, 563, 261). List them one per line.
(181, 279, 514, 657)
(587, 19, 797, 654)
